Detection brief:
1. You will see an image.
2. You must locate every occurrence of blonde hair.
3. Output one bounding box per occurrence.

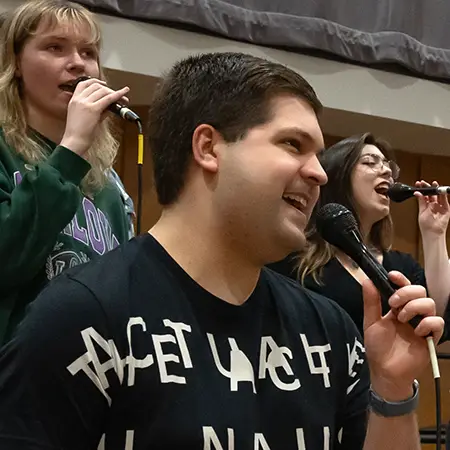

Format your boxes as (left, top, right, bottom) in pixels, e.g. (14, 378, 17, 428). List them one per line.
(0, 0, 120, 195)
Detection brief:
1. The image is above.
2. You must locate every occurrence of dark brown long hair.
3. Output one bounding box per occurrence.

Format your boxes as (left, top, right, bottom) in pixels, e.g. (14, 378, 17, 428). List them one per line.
(297, 132, 396, 284)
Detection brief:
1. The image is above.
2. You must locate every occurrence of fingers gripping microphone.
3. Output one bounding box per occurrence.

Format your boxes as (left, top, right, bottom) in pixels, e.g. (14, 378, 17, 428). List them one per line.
(65, 77, 145, 235)
(387, 182, 450, 203)
(65, 76, 141, 123)
(315, 203, 422, 329)
(316, 203, 441, 449)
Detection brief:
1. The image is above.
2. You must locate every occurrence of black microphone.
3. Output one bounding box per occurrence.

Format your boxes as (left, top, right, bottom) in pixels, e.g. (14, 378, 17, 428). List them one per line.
(387, 182, 450, 203)
(315, 202, 423, 329)
(62, 76, 141, 123)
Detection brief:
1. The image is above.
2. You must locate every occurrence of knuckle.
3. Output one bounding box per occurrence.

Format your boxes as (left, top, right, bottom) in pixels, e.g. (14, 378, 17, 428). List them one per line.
(412, 285, 427, 298)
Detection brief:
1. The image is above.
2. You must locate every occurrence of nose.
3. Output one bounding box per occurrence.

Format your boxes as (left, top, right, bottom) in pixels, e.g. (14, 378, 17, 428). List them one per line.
(304, 154, 328, 186)
(67, 50, 86, 72)
(380, 162, 393, 178)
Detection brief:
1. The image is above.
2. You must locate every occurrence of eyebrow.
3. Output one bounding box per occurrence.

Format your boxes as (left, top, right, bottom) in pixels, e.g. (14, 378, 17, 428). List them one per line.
(276, 127, 316, 142)
(39, 34, 96, 46)
(361, 152, 389, 161)
(276, 127, 325, 150)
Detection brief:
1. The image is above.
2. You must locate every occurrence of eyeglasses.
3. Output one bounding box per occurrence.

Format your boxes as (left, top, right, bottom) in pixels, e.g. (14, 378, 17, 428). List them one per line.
(359, 153, 400, 180)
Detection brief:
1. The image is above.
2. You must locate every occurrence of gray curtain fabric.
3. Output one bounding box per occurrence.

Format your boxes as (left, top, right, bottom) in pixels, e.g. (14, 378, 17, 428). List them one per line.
(77, 0, 450, 81)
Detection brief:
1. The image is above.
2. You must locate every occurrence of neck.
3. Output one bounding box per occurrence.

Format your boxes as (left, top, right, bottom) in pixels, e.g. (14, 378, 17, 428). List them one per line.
(149, 206, 261, 306)
(26, 104, 66, 144)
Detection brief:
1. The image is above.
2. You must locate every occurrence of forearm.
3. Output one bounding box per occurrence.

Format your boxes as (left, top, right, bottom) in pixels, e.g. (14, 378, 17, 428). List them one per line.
(363, 376, 420, 450)
(422, 232, 450, 316)
(363, 412, 420, 450)
(0, 147, 90, 291)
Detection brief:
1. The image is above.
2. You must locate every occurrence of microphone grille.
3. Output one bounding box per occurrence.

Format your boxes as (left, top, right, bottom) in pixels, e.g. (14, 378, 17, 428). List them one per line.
(64, 76, 91, 93)
(316, 203, 358, 246)
(386, 182, 411, 203)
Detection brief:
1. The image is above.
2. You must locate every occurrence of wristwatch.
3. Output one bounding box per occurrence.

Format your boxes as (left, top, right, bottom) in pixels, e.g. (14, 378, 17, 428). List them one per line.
(369, 380, 419, 417)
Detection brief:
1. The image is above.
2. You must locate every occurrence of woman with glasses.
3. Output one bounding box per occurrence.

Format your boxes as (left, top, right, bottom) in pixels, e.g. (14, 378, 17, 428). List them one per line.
(268, 132, 450, 336)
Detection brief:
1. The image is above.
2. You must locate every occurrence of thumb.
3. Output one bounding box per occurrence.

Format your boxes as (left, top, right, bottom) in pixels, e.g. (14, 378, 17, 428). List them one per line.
(362, 278, 382, 331)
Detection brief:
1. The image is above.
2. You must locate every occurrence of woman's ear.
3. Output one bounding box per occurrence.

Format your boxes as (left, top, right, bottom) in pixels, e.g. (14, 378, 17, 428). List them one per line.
(15, 61, 22, 78)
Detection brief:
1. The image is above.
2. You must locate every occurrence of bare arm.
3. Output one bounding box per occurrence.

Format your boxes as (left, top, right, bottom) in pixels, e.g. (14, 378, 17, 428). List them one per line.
(364, 412, 419, 450)
(362, 271, 444, 450)
(363, 383, 419, 450)
(422, 232, 450, 316)
(416, 180, 450, 316)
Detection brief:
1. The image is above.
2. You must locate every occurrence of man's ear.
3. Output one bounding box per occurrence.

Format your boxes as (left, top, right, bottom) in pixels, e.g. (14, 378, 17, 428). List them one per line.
(191, 124, 222, 173)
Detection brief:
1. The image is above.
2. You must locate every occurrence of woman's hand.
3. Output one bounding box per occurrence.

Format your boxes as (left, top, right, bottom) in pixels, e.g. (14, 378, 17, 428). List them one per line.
(60, 77, 130, 158)
(415, 180, 450, 236)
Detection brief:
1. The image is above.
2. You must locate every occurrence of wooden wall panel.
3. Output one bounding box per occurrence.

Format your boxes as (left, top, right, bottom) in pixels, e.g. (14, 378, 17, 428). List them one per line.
(115, 106, 162, 234)
(418, 352, 450, 438)
(112, 117, 125, 179)
(416, 154, 450, 437)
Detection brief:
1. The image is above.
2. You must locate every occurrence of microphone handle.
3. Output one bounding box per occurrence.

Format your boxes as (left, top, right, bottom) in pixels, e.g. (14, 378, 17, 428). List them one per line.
(68, 76, 140, 122)
(417, 186, 450, 195)
(348, 231, 423, 329)
(108, 103, 140, 122)
(389, 185, 450, 203)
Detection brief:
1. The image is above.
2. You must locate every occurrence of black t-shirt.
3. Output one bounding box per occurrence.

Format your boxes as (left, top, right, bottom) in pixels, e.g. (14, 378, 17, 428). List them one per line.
(268, 251, 427, 336)
(0, 235, 369, 449)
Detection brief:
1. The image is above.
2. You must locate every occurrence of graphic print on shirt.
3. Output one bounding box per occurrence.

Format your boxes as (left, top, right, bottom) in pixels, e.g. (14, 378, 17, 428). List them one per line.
(346, 337, 366, 394)
(13, 170, 120, 280)
(45, 242, 90, 280)
(66, 316, 365, 449)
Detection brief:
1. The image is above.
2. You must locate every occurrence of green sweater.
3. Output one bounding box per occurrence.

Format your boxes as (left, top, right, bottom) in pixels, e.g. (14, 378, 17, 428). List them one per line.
(0, 130, 129, 344)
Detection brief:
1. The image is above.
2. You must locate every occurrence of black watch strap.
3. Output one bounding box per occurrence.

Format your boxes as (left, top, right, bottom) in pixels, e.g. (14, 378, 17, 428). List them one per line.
(369, 380, 419, 417)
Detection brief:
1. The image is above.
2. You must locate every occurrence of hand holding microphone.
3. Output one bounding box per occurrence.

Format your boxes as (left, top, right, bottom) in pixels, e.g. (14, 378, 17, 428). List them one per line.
(315, 203, 443, 386)
(315, 203, 425, 328)
(361, 270, 442, 399)
(414, 180, 450, 237)
(387, 181, 450, 203)
(60, 77, 133, 158)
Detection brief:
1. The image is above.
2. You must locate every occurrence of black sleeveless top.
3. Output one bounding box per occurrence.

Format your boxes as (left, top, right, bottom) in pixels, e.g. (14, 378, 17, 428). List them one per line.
(267, 250, 427, 336)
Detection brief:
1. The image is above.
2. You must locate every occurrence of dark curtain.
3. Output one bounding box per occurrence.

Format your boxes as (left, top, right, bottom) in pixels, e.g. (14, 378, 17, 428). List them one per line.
(76, 0, 450, 82)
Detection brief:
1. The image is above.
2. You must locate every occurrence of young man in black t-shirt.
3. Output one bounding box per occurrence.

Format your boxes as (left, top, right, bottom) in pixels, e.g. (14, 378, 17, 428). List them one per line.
(0, 52, 444, 449)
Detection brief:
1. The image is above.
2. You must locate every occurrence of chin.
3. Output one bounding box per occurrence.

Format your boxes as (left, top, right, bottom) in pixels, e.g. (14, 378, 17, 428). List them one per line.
(281, 231, 306, 255)
(379, 204, 390, 217)
(266, 222, 306, 262)
(371, 208, 390, 224)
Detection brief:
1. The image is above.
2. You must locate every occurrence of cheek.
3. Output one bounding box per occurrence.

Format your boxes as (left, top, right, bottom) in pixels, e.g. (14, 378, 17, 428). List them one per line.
(218, 161, 276, 210)
(352, 169, 372, 189)
(230, 151, 279, 188)
(353, 190, 368, 209)
(353, 181, 376, 209)
(87, 60, 100, 78)
(351, 173, 370, 202)
(224, 147, 295, 200)
(20, 68, 44, 95)
(19, 54, 53, 86)
(310, 187, 320, 208)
